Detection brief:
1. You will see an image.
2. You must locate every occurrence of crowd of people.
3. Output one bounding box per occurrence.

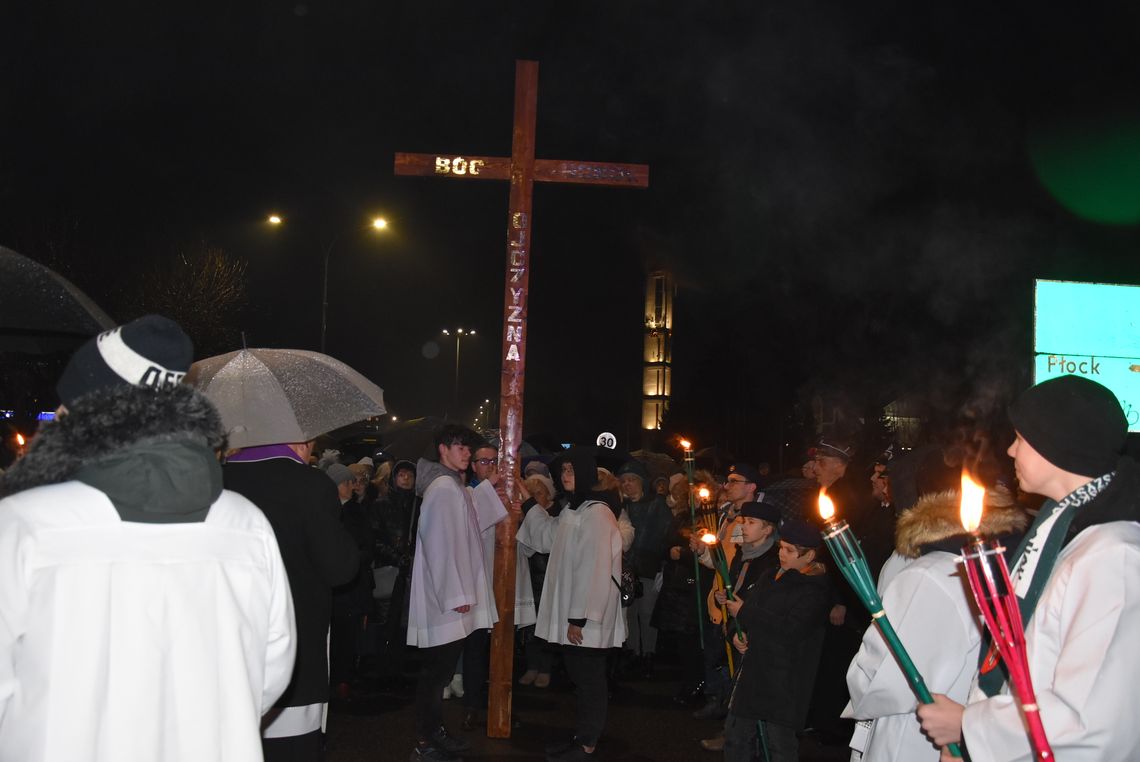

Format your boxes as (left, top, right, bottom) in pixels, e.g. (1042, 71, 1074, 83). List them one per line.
(1, 313, 1138, 762)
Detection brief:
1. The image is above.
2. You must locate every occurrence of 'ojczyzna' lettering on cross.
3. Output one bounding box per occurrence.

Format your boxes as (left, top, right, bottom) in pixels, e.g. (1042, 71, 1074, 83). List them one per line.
(505, 212, 528, 362)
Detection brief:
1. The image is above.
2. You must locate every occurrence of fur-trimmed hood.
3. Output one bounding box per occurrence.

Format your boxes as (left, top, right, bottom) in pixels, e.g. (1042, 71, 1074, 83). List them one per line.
(0, 384, 226, 501)
(894, 487, 1029, 559)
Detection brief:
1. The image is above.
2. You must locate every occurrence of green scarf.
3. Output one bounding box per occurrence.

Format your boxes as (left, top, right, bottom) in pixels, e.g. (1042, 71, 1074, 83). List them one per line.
(977, 471, 1114, 696)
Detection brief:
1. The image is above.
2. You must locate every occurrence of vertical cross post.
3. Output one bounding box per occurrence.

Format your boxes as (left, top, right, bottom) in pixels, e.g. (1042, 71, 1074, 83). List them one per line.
(487, 60, 537, 738)
(394, 59, 647, 737)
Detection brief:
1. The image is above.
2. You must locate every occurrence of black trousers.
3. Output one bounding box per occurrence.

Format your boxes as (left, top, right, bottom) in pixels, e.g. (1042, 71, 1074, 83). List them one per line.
(414, 637, 467, 741)
(675, 631, 705, 688)
(561, 646, 609, 747)
(329, 614, 361, 685)
(702, 620, 730, 700)
(462, 627, 490, 710)
(262, 730, 321, 762)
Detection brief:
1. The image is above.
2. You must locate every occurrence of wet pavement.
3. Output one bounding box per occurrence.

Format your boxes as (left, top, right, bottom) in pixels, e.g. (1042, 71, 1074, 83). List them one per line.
(324, 650, 851, 762)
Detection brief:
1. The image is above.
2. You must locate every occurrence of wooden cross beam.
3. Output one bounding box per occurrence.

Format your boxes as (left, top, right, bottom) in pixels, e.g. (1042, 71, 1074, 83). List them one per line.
(395, 59, 648, 739)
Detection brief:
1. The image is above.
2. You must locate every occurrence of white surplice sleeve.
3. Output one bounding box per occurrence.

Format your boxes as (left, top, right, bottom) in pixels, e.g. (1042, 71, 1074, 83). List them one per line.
(571, 505, 619, 623)
(846, 558, 978, 719)
(0, 510, 29, 721)
(517, 503, 558, 555)
(962, 525, 1140, 762)
(419, 480, 479, 612)
(472, 480, 508, 533)
(260, 522, 296, 712)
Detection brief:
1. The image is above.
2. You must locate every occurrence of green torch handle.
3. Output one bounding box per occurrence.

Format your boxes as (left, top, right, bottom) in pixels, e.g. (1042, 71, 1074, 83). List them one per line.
(823, 522, 962, 758)
(872, 612, 962, 757)
(684, 454, 705, 649)
(711, 545, 746, 642)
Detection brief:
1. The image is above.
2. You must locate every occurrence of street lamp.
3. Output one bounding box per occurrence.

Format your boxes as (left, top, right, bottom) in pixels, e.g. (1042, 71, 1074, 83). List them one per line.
(267, 214, 389, 353)
(441, 327, 475, 415)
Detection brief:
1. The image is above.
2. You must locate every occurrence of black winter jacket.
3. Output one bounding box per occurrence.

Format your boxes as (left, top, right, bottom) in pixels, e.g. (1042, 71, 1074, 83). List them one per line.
(224, 457, 359, 707)
(728, 564, 832, 728)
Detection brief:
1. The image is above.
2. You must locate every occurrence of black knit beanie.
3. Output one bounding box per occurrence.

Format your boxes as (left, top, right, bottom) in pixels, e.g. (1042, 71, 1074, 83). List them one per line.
(56, 315, 193, 408)
(1008, 375, 1126, 477)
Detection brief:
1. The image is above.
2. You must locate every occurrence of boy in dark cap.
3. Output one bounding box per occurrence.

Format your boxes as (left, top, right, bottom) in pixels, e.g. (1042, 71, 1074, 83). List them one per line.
(723, 518, 833, 762)
(689, 463, 761, 725)
(715, 502, 782, 641)
(919, 375, 1140, 761)
(698, 501, 784, 751)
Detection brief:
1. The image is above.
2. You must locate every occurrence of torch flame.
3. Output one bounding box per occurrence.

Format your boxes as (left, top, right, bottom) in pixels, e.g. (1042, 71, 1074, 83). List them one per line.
(818, 490, 835, 522)
(960, 472, 986, 534)
(15, 433, 25, 447)
(700, 532, 718, 545)
(697, 486, 711, 501)
(680, 438, 692, 451)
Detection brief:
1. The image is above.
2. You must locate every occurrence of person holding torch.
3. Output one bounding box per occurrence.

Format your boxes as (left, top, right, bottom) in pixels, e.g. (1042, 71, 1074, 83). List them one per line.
(918, 375, 1140, 762)
(724, 518, 833, 762)
(712, 501, 781, 645)
(689, 463, 761, 725)
(844, 483, 1027, 761)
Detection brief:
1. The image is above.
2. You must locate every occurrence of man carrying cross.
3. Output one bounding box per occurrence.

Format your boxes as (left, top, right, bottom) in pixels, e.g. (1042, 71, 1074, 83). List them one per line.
(407, 425, 507, 761)
(395, 59, 648, 736)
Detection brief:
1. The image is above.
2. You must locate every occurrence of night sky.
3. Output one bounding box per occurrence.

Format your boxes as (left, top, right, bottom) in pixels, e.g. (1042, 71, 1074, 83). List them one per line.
(3, 1, 1140, 465)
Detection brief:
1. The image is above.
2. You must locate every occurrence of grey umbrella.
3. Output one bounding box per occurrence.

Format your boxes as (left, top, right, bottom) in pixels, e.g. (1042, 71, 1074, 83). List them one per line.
(187, 348, 386, 449)
(0, 246, 114, 352)
(630, 449, 683, 481)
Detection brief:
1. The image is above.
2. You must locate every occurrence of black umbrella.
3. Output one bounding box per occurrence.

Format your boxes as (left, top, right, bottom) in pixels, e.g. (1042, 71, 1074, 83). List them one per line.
(0, 247, 114, 352)
(630, 449, 683, 481)
(353, 416, 448, 463)
(549, 445, 633, 474)
(761, 477, 820, 524)
(694, 445, 736, 473)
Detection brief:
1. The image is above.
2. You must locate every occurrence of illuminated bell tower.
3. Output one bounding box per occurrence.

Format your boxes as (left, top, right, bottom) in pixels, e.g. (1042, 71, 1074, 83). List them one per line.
(642, 270, 675, 430)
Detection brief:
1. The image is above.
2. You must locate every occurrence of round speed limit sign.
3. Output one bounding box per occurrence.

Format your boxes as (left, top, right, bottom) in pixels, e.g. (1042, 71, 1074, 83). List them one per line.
(596, 432, 617, 449)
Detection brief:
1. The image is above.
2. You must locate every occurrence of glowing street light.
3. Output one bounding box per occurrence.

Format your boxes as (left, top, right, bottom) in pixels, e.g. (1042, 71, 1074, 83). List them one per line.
(441, 328, 476, 415)
(266, 213, 390, 353)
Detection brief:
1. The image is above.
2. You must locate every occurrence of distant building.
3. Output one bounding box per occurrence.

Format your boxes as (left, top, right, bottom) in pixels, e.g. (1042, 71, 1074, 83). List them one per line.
(883, 396, 923, 448)
(642, 270, 675, 431)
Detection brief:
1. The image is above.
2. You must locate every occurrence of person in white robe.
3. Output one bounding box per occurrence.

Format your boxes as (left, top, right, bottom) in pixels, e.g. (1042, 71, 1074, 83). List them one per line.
(918, 376, 1140, 762)
(517, 449, 626, 761)
(844, 488, 1026, 762)
(0, 316, 295, 762)
(406, 425, 507, 762)
(456, 442, 533, 730)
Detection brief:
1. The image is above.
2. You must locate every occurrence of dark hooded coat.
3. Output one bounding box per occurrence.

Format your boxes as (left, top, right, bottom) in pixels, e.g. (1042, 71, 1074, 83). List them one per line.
(617, 459, 673, 579)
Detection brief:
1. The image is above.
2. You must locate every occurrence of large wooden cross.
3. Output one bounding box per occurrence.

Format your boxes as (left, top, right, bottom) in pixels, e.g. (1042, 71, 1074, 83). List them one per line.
(395, 59, 649, 738)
